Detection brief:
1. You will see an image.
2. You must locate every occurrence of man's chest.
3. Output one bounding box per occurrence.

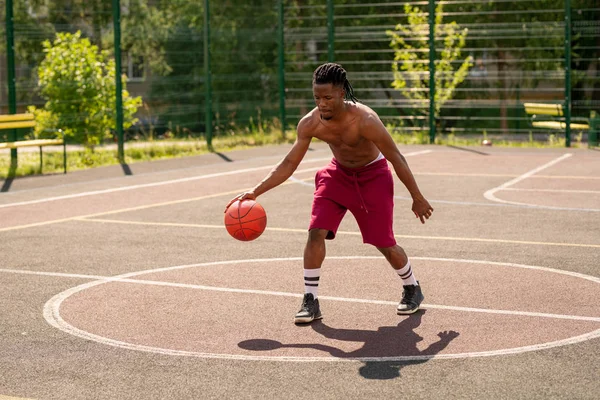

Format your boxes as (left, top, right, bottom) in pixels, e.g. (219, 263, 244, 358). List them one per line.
(314, 125, 365, 148)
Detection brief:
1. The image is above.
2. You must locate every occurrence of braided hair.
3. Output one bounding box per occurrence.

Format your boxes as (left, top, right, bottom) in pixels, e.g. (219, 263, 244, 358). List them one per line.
(312, 63, 358, 103)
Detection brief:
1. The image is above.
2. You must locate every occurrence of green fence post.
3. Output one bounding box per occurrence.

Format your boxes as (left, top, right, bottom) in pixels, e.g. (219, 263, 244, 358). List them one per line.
(564, 0, 571, 147)
(327, 0, 335, 62)
(515, 83, 521, 133)
(204, 0, 213, 150)
(428, 0, 436, 144)
(112, 0, 125, 162)
(588, 111, 599, 148)
(278, 0, 287, 139)
(5, 0, 17, 170)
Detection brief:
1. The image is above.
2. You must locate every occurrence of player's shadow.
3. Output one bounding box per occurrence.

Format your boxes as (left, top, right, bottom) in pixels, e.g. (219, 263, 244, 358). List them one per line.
(238, 310, 459, 380)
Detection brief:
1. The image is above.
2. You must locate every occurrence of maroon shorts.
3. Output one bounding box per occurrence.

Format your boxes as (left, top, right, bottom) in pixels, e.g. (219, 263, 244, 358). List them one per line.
(308, 157, 397, 248)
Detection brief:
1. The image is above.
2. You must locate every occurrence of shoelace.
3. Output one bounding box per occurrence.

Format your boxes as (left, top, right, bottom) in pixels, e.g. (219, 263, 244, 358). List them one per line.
(402, 286, 416, 303)
(302, 297, 314, 311)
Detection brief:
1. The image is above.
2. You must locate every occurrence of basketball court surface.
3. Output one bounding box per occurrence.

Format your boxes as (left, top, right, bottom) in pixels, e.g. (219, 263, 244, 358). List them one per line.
(1, 143, 599, 399)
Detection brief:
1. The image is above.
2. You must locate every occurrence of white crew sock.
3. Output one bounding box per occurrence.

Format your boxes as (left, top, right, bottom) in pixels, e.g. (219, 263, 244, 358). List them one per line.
(304, 268, 321, 298)
(396, 260, 418, 286)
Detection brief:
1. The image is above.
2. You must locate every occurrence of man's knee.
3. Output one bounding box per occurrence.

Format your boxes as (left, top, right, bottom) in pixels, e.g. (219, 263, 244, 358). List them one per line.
(307, 228, 329, 243)
(376, 244, 404, 257)
(376, 245, 394, 258)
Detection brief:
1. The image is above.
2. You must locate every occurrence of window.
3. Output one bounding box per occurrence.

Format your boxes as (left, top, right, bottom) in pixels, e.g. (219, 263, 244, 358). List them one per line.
(122, 53, 145, 82)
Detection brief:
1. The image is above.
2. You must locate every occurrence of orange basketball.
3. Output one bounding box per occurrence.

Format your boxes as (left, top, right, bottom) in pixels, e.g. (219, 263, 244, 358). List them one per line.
(224, 200, 267, 241)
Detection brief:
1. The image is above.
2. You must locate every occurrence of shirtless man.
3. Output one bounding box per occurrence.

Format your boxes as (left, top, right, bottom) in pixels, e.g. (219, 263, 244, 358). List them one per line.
(225, 63, 434, 324)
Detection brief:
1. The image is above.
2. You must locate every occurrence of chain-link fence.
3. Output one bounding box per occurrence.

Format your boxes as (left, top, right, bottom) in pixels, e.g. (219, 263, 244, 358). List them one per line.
(1, 0, 599, 149)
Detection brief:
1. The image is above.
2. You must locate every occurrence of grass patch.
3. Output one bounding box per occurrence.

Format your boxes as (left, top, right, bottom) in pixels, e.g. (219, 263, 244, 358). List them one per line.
(0, 130, 294, 179)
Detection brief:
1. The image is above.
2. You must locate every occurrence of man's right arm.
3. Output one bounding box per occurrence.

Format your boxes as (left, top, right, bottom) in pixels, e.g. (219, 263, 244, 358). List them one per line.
(251, 131, 311, 197)
(224, 120, 313, 211)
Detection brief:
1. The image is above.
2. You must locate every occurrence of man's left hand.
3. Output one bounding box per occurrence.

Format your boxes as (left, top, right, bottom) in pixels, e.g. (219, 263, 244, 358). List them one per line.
(412, 197, 434, 224)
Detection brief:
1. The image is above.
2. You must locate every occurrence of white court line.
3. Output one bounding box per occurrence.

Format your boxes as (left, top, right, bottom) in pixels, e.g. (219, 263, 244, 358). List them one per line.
(415, 172, 600, 180)
(0, 176, 319, 233)
(290, 173, 600, 212)
(288, 149, 432, 179)
(288, 176, 314, 185)
(397, 149, 434, 157)
(78, 218, 600, 249)
(529, 175, 600, 180)
(0, 152, 286, 197)
(0, 148, 331, 197)
(0, 179, 312, 233)
(37, 256, 600, 362)
(293, 150, 432, 174)
(484, 153, 573, 207)
(0, 151, 431, 210)
(3, 259, 599, 323)
(504, 188, 600, 194)
(0, 157, 333, 209)
(392, 195, 600, 212)
(0, 188, 246, 233)
(0, 151, 433, 232)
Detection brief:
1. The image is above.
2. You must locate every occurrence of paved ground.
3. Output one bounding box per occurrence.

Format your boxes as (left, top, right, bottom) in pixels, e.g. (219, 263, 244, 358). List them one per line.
(1, 143, 599, 399)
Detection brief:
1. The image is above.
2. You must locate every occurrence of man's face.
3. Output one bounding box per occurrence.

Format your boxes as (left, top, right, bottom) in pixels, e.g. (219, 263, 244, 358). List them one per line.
(312, 83, 345, 120)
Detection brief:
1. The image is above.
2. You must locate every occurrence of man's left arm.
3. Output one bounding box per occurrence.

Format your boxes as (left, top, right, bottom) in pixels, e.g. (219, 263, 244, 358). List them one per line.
(361, 112, 434, 223)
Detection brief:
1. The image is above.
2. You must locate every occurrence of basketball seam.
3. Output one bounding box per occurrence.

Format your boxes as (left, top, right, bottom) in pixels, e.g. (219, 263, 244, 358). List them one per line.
(224, 216, 267, 226)
(235, 227, 264, 233)
(236, 202, 247, 240)
(238, 202, 258, 219)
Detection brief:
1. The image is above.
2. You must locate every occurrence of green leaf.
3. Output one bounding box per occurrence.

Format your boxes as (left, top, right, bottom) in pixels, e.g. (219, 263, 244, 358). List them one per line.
(37, 31, 142, 147)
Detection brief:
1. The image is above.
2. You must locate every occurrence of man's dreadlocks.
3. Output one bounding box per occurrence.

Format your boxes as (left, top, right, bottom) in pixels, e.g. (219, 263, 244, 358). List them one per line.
(313, 63, 358, 103)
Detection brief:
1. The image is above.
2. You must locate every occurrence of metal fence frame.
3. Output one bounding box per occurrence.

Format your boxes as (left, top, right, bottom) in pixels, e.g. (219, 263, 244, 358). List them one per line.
(2, 0, 591, 168)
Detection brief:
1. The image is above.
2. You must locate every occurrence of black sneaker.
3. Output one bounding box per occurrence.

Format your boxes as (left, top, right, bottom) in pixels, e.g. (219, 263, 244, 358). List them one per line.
(397, 283, 424, 315)
(294, 293, 322, 324)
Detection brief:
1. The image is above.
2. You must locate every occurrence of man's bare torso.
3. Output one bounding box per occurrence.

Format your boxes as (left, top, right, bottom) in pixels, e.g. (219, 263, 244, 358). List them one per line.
(303, 102, 380, 168)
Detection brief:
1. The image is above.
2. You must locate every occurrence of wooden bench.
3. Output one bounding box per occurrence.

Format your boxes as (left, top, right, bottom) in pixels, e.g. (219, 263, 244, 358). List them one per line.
(523, 102, 590, 131)
(0, 113, 67, 174)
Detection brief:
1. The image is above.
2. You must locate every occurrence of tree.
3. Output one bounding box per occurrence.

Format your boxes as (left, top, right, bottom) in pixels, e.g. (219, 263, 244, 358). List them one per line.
(34, 31, 142, 147)
(452, 1, 565, 133)
(115, 0, 172, 76)
(387, 3, 473, 120)
(571, 0, 600, 117)
(1, 0, 159, 108)
(143, 0, 281, 136)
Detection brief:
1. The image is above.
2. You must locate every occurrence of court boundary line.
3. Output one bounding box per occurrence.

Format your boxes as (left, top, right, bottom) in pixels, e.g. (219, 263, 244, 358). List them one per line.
(289, 175, 600, 212)
(0, 147, 333, 197)
(503, 188, 600, 194)
(0, 151, 432, 232)
(2, 259, 599, 322)
(416, 172, 600, 180)
(0, 151, 431, 209)
(76, 218, 600, 249)
(0, 188, 248, 233)
(4, 268, 599, 322)
(484, 153, 574, 207)
(392, 195, 600, 211)
(39, 256, 600, 362)
(0, 157, 333, 209)
(3, 149, 599, 235)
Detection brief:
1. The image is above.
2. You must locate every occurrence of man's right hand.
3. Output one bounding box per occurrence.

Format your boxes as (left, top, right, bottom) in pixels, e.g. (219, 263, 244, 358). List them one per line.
(224, 191, 257, 212)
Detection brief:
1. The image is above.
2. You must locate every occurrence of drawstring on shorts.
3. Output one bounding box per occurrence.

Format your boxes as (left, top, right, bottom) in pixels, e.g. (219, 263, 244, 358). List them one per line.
(331, 155, 385, 215)
(352, 172, 369, 214)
